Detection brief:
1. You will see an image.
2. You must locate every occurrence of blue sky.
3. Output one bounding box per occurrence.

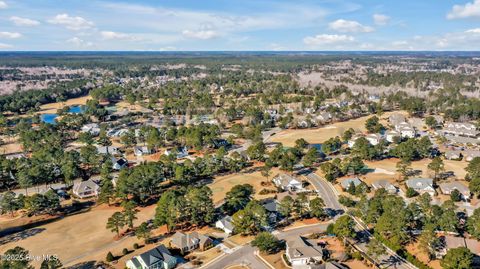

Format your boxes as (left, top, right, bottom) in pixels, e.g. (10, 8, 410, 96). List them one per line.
(0, 0, 480, 51)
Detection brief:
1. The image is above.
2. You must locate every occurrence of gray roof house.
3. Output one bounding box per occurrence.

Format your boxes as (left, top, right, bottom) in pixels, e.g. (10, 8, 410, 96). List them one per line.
(445, 150, 462, 160)
(97, 146, 120, 155)
(170, 231, 212, 253)
(389, 113, 406, 126)
(340, 178, 362, 190)
(72, 179, 100, 199)
(285, 236, 325, 267)
(215, 216, 234, 234)
(134, 146, 152, 156)
(439, 182, 470, 199)
(406, 178, 435, 196)
(126, 244, 177, 269)
(371, 180, 398, 194)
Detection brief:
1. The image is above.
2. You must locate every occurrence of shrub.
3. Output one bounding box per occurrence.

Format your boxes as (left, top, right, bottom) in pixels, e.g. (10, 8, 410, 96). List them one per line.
(106, 252, 114, 262)
(122, 248, 128, 255)
(133, 243, 139, 249)
(406, 187, 418, 198)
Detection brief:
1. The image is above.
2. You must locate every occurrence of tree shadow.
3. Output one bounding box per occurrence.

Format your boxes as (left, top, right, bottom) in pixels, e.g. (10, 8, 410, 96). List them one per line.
(0, 227, 45, 245)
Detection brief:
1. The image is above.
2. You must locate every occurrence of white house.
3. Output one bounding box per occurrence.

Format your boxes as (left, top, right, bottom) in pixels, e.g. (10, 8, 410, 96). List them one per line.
(366, 133, 382, 146)
(81, 123, 100, 136)
(395, 122, 416, 138)
(273, 174, 303, 191)
(347, 135, 363, 148)
(215, 216, 234, 234)
(73, 179, 100, 199)
(386, 130, 401, 143)
(164, 146, 188, 159)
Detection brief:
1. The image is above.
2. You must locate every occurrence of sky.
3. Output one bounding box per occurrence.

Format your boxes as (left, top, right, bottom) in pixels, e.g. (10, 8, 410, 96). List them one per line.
(0, 0, 480, 51)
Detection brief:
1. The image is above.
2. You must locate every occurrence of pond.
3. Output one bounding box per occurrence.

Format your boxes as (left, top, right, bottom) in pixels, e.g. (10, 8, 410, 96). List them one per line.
(40, 114, 58, 124)
(40, 105, 85, 124)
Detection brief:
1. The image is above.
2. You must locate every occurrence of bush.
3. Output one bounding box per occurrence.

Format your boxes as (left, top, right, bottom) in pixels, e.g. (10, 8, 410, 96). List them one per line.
(122, 248, 128, 255)
(450, 189, 462, 202)
(351, 251, 363, 261)
(326, 223, 335, 235)
(133, 243, 139, 249)
(251, 232, 281, 254)
(339, 195, 356, 207)
(406, 187, 418, 198)
(106, 252, 114, 262)
(282, 254, 292, 266)
(259, 188, 276, 195)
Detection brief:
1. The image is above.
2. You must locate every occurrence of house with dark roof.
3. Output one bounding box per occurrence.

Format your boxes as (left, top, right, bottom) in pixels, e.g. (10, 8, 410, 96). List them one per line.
(170, 231, 212, 254)
(126, 244, 177, 269)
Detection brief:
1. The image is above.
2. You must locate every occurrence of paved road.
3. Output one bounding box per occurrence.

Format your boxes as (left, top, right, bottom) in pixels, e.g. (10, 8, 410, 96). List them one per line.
(305, 172, 417, 269)
(304, 173, 343, 211)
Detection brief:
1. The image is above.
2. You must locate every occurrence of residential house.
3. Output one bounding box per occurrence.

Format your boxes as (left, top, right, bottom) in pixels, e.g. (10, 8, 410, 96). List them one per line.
(262, 199, 281, 225)
(347, 135, 363, 148)
(111, 156, 128, 170)
(406, 178, 435, 196)
(366, 133, 382, 146)
(81, 123, 100, 136)
(285, 236, 325, 267)
(212, 138, 231, 149)
(442, 122, 479, 138)
(385, 130, 401, 143)
(437, 235, 480, 264)
(164, 146, 188, 159)
(316, 112, 333, 123)
(340, 178, 363, 190)
(445, 150, 462, 160)
(126, 244, 177, 269)
(73, 179, 100, 199)
(395, 122, 416, 138)
(439, 182, 470, 200)
(371, 180, 398, 194)
(97, 146, 120, 155)
(134, 146, 152, 156)
(273, 174, 303, 191)
(215, 216, 234, 234)
(170, 232, 213, 254)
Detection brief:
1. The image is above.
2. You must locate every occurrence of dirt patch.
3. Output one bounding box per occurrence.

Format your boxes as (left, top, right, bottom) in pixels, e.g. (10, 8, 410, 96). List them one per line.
(405, 241, 442, 269)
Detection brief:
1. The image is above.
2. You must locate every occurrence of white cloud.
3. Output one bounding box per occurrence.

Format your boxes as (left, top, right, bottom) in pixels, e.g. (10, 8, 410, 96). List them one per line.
(269, 43, 286, 51)
(0, 43, 12, 49)
(0, 1, 7, 9)
(447, 0, 480, 19)
(303, 34, 355, 46)
(66, 37, 93, 47)
(9, 16, 40, 26)
(373, 14, 390, 25)
(0, 32, 22, 39)
(465, 28, 480, 33)
(48, 14, 94, 30)
(328, 19, 374, 33)
(158, 46, 177, 51)
(100, 31, 137, 40)
(182, 30, 219, 40)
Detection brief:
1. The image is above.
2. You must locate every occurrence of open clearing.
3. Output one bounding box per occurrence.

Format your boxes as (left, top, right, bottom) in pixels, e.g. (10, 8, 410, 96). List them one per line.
(0, 204, 155, 268)
(208, 169, 280, 205)
(269, 111, 399, 147)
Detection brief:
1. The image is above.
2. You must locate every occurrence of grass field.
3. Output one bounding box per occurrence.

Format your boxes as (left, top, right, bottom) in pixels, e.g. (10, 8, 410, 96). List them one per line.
(37, 95, 92, 114)
(0, 204, 156, 268)
(208, 169, 279, 205)
(269, 111, 400, 147)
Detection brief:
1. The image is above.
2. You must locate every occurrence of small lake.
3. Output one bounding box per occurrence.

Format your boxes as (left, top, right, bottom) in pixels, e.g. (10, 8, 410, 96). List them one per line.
(40, 105, 85, 124)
